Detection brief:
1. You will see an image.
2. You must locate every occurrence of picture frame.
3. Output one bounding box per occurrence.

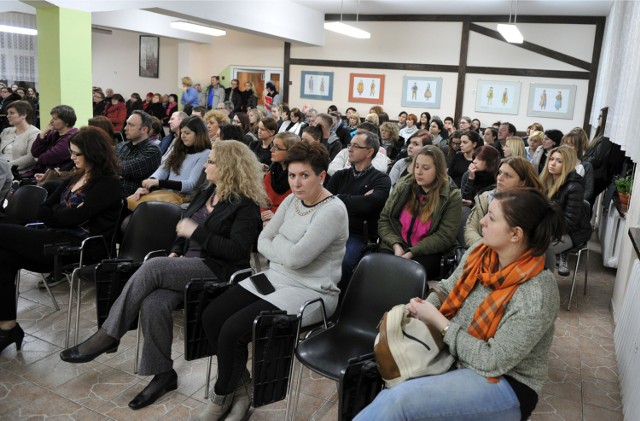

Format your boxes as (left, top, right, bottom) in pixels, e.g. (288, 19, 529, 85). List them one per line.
(300, 71, 334, 101)
(348, 73, 385, 104)
(139, 35, 159, 78)
(401, 76, 442, 109)
(475, 80, 520, 115)
(527, 83, 577, 119)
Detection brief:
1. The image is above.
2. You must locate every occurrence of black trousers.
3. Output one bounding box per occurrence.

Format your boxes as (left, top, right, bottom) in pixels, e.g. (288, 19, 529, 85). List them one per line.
(201, 285, 278, 395)
(0, 224, 79, 320)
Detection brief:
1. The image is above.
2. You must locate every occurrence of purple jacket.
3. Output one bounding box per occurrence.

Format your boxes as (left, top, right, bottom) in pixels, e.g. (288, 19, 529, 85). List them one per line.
(31, 127, 78, 172)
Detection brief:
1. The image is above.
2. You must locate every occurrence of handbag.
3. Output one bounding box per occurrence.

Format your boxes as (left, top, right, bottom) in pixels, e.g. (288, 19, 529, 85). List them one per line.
(34, 167, 73, 186)
(127, 189, 188, 211)
(374, 304, 455, 388)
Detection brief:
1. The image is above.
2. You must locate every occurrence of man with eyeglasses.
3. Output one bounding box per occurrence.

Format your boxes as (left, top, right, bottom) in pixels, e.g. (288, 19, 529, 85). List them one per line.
(327, 129, 391, 291)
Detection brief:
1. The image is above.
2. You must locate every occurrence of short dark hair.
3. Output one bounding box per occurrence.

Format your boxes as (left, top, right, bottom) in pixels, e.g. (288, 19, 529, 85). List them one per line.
(493, 188, 564, 256)
(377, 112, 389, 125)
(7, 100, 33, 122)
(328, 105, 338, 113)
(260, 117, 278, 133)
(289, 108, 304, 121)
(284, 140, 329, 175)
(302, 124, 323, 142)
(219, 124, 246, 144)
(398, 111, 407, 117)
(444, 116, 454, 124)
(131, 110, 153, 131)
(501, 122, 517, 135)
(346, 107, 357, 114)
(169, 94, 179, 102)
(192, 105, 207, 115)
(354, 129, 380, 159)
(50, 105, 77, 127)
(473, 145, 501, 175)
(431, 119, 444, 132)
(464, 130, 484, 148)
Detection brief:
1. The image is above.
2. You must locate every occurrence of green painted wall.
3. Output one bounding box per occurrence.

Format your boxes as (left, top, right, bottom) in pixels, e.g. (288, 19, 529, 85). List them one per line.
(36, 7, 92, 129)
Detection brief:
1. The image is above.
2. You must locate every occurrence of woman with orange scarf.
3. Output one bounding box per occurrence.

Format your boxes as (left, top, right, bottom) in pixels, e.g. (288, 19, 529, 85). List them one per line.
(357, 188, 562, 421)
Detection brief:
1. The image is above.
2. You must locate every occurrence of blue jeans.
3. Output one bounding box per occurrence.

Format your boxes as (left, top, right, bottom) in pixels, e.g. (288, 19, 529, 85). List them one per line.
(341, 234, 367, 289)
(354, 368, 521, 421)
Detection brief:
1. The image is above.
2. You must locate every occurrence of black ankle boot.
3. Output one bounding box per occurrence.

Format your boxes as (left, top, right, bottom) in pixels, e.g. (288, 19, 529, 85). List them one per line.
(0, 324, 24, 353)
(128, 369, 178, 410)
(60, 329, 119, 363)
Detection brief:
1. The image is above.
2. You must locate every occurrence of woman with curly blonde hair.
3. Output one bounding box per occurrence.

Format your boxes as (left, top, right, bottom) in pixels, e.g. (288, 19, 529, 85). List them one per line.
(203, 109, 231, 143)
(60, 141, 266, 411)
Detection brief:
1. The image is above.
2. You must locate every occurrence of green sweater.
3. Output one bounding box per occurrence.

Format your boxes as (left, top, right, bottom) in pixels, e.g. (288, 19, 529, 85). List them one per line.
(426, 244, 560, 392)
(378, 177, 461, 256)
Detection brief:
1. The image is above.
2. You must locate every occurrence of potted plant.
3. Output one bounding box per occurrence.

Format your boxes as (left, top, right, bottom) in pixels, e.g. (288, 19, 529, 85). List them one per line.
(614, 175, 633, 212)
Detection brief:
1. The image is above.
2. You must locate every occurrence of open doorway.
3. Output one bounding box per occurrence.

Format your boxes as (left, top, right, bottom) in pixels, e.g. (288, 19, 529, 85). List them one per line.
(233, 67, 282, 107)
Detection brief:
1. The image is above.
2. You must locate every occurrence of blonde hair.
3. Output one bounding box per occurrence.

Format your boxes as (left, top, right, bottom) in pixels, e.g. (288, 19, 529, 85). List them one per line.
(505, 136, 526, 159)
(540, 145, 578, 200)
(203, 110, 230, 126)
(211, 141, 268, 207)
(528, 130, 544, 145)
(562, 128, 590, 160)
(181, 76, 193, 87)
(365, 113, 379, 126)
(406, 145, 448, 222)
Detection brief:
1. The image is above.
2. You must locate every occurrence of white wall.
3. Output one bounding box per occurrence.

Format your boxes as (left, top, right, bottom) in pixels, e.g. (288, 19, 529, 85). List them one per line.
(288, 20, 596, 131)
(92, 28, 180, 96)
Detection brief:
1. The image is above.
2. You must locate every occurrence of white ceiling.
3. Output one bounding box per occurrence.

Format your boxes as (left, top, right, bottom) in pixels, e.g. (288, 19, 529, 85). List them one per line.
(2, 0, 613, 45)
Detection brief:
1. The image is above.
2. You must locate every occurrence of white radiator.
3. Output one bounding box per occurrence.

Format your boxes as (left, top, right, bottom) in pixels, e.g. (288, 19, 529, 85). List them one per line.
(614, 259, 640, 418)
(599, 201, 627, 268)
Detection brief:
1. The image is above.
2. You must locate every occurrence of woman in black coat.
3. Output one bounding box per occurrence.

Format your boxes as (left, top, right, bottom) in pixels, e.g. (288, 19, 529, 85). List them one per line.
(59, 141, 267, 411)
(0, 127, 121, 354)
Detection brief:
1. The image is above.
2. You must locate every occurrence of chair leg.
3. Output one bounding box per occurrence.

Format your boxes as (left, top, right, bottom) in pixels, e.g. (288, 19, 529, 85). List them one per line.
(39, 273, 60, 312)
(73, 270, 82, 345)
(285, 358, 304, 421)
(134, 316, 142, 374)
(65, 273, 75, 348)
(583, 248, 589, 295)
(204, 356, 213, 400)
(566, 251, 582, 311)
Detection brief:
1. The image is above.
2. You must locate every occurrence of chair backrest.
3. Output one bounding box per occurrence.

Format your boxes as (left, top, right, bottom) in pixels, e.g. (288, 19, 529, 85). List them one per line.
(118, 201, 183, 261)
(337, 253, 426, 341)
(5, 185, 47, 224)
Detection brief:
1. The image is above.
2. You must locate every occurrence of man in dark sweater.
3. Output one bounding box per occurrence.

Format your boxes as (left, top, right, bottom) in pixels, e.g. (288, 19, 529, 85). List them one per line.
(316, 113, 343, 161)
(327, 129, 391, 289)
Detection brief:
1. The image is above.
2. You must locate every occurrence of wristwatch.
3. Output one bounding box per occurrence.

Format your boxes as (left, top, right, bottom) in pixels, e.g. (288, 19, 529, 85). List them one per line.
(440, 323, 450, 337)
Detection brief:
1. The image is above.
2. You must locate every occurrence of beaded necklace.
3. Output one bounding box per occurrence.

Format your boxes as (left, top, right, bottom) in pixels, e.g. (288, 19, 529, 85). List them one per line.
(294, 195, 334, 217)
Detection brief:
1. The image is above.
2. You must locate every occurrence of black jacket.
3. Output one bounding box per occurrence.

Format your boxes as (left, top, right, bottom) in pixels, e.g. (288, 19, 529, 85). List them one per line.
(551, 171, 591, 246)
(241, 90, 258, 112)
(326, 166, 391, 239)
(225, 87, 243, 112)
(171, 185, 261, 282)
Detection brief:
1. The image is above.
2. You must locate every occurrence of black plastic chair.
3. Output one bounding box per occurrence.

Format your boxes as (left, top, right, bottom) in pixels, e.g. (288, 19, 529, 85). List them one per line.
(66, 201, 183, 347)
(8, 186, 58, 309)
(287, 253, 427, 420)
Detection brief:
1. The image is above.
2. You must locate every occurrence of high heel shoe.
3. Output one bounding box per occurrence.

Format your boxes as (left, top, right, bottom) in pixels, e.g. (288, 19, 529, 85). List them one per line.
(0, 324, 24, 353)
(60, 329, 119, 363)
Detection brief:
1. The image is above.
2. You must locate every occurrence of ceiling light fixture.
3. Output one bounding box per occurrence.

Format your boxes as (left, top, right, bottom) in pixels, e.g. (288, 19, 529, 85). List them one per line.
(170, 21, 225, 37)
(324, 0, 371, 39)
(497, 0, 523, 44)
(0, 24, 37, 36)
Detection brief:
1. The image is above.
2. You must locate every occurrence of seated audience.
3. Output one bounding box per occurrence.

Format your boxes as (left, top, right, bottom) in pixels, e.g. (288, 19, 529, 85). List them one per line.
(531, 129, 563, 174)
(104, 94, 127, 132)
(357, 188, 562, 421)
(146, 93, 166, 120)
(0, 127, 121, 338)
(483, 126, 498, 147)
(399, 113, 418, 139)
(448, 130, 484, 188)
(277, 107, 306, 136)
(197, 141, 348, 419)
(380, 121, 403, 161)
(388, 130, 432, 186)
(126, 93, 143, 118)
(417, 112, 431, 131)
(59, 141, 265, 411)
(430, 118, 447, 154)
(30, 105, 78, 179)
(249, 117, 278, 166)
(148, 117, 165, 145)
(327, 130, 391, 286)
(133, 116, 209, 203)
(88, 116, 116, 145)
(117, 110, 162, 197)
(92, 91, 106, 117)
(232, 112, 257, 143)
(504, 136, 527, 159)
(203, 110, 231, 144)
(0, 100, 40, 174)
(378, 145, 461, 278)
(460, 145, 501, 203)
(163, 94, 179, 125)
(347, 111, 360, 138)
(464, 157, 544, 247)
(315, 113, 343, 161)
(540, 145, 592, 276)
(261, 132, 300, 226)
(526, 130, 544, 162)
(446, 130, 463, 167)
(562, 129, 594, 202)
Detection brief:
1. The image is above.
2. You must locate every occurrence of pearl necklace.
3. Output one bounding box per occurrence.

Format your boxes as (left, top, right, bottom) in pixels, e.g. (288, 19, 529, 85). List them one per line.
(294, 196, 334, 217)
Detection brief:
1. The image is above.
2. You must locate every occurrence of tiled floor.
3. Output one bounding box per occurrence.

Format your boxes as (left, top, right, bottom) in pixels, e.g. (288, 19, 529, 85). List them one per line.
(0, 236, 623, 420)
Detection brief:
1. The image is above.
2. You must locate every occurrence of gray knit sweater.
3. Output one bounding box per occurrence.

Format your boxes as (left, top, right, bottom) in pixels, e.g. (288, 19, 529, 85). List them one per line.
(426, 243, 560, 392)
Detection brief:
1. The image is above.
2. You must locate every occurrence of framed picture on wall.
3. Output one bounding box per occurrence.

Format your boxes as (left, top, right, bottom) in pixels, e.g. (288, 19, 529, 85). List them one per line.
(475, 80, 520, 115)
(139, 35, 159, 78)
(348, 73, 385, 104)
(527, 83, 577, 119)
(401, 76, 442, 109)
(300, 71, 334, 101)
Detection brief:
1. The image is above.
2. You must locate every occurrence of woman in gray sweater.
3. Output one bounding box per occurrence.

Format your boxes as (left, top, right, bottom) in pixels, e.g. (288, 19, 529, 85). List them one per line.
(357, 188, 562, 421)
(198, 141, 349, 420)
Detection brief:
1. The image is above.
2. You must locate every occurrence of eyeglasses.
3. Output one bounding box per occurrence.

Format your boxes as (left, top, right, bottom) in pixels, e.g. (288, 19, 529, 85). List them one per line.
(69, 149, 84, 157)
(348, 143, 370, 150)
(271, 144, 287, 152)
(207, 159, 216, 165)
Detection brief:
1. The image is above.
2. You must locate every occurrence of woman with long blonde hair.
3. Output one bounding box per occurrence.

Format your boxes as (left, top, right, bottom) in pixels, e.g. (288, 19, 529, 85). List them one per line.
(562, 129, 594, 201)
(504, 136, 526, 159)
(60, 141, 267, 411)
(540, 145, 591, 275)
(378, 145, 462, 276)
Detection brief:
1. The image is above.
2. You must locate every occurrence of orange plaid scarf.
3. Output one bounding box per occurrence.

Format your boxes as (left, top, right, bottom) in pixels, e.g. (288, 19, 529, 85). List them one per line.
(440, 243, 545, 342)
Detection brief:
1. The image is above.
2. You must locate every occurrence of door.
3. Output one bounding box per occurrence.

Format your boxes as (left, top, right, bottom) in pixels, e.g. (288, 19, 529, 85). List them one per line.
(234, 67, 283, 107)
